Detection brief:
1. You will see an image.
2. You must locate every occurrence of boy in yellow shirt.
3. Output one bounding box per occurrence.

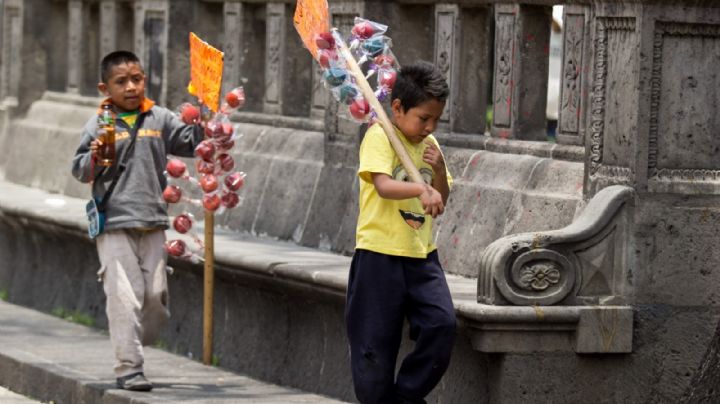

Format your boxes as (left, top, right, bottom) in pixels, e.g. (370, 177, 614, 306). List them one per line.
(347, 61, 456, 404)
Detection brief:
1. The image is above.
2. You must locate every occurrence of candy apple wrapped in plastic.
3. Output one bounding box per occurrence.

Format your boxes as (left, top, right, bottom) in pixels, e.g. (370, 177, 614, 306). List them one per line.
(349, 96, 371, 122)
(350, 18, 387, 44)
(166, 159, 187, 178)
(216, 153, 235, 173)
(165, 239, 203, 263)
(224, 171, 246, 192)
(162, 185, 183, 204)
(178, 103, 201, 125)
(221, 86, 246, 113)
(375, 67, 397, 101)
(195, 140, 216, 162)
(173, 213, 193, 234)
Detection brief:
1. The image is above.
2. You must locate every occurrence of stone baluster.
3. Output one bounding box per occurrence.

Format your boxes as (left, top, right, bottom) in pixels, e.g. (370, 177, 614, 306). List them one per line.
(434, 4, 492, 134)
(99, 0, 118, 61)
(66, 0, 84, 94)
(134, 0, 169, 105)
(491, 4, 552, 141)
(0, 0, 22, 106)
(222, 1, 244, 99)
(263, 2, 312, 117)
(556, 5, 592, 146)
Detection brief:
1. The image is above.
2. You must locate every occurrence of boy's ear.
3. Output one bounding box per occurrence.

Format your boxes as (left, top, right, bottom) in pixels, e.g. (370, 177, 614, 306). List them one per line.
(97, 82, 109, 96)
(391, 99, 404, 117)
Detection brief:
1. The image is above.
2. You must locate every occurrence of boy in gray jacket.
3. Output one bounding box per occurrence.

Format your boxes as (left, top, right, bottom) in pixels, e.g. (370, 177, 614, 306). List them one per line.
(71, 51, 203, 391)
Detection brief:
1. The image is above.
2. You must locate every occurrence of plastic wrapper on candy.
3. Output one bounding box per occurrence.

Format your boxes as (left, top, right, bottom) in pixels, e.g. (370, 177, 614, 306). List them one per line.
(200, 174, 219, 193)
(178, 103, 201, 125)
(224, 171, 246, 192)
(349, 97, 371, 122)
(350, 18, 387, 43)
(221, 86, 246, 113)
(323, 67, 347, 88)
(163, 185, 183, 204)
(195, 140, 216, 162)
(173, 213, 193, 234)
(331, 83, 359, 105)
(216, 153, 235, 173)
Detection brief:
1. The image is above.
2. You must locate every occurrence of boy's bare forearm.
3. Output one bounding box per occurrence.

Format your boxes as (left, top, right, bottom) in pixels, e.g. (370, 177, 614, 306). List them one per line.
(372, 173, 426, 200)
(432, 172, 450, 205)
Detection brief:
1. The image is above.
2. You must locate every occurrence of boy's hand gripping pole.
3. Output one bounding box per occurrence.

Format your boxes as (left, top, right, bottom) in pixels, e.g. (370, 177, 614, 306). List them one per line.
(332, 30, 425, 185)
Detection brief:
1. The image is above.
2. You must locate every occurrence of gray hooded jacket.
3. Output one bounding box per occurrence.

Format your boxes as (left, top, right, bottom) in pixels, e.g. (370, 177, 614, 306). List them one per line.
(71, 98, 203, 231)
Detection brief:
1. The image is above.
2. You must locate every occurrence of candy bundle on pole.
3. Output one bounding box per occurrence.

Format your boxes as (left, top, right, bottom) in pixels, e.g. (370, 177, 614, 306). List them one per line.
(314, 17, 400, 122)
(163, 87, 248, 262)
(294, 1, 424, 184)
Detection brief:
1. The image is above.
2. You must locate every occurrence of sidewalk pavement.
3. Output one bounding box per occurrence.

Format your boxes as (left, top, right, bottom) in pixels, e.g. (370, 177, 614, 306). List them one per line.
(0, 300, 349, 404)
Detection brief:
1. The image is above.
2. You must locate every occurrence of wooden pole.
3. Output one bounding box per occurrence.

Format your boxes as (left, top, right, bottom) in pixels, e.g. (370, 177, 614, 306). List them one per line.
(332, 30, 424, 185)
(202, 209, 214, 365)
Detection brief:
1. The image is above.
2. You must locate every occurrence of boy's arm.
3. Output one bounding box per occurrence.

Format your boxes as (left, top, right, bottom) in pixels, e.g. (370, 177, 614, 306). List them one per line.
(371, 173, 444, 218)
(423, 140, 450, 205)
(163, 109, 204, 157)
(70, 119, 103, 183)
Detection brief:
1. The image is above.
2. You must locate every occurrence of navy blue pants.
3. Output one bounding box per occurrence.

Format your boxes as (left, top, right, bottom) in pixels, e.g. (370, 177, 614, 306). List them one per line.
(345, 249, 456, 404)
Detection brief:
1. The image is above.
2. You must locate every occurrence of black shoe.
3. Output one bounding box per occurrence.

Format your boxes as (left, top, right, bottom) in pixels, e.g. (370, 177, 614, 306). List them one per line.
(116, 372, 153, 391)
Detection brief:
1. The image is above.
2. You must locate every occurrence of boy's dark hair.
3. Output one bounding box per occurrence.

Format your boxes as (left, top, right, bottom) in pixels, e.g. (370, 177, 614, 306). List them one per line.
(391, 60, 449, 111)
(100, 51, 142, 83)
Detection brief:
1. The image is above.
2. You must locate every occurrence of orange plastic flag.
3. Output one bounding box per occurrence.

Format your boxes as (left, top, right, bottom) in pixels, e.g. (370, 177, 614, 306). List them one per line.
(189, 32, 224, 112)
(293, 0, 330, 59)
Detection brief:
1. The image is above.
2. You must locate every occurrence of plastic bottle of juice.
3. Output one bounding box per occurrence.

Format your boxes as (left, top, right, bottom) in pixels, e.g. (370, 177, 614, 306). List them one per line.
(97, 104, 115, 166)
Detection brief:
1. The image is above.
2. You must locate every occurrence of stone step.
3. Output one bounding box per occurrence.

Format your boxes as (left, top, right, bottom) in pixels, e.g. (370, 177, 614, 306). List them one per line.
(0, 300, 348, 404)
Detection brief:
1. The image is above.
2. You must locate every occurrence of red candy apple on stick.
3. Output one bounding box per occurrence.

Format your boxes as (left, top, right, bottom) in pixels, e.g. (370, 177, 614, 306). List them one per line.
(167, 85, 249, 263)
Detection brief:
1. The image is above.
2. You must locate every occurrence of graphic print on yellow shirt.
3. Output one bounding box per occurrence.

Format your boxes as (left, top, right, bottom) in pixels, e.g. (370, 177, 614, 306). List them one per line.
(393, 165, 434, 230)
(356, 123, 453, 258)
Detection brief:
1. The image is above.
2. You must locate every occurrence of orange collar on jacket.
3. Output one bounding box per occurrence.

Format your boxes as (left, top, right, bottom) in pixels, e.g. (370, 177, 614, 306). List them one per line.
(97, 97, 155, 114)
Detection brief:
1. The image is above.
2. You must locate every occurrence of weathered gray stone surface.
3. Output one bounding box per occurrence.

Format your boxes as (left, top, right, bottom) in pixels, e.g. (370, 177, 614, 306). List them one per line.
(0, 300, 347, 404)
(0, 387, 41, 404)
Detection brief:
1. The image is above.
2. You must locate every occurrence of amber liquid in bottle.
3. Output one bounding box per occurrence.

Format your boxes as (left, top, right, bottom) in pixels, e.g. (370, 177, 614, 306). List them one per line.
(97, 125, 116, 166)
(97, 105, 115, 167)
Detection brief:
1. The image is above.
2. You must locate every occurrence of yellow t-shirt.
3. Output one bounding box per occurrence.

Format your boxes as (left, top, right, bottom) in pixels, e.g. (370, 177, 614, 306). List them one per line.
(356, 123, 453, 258)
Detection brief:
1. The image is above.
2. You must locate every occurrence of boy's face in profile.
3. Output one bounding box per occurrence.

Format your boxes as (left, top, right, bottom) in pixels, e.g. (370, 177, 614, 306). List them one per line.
(97, 62, 146, 112)
(391, 98, 445, 144)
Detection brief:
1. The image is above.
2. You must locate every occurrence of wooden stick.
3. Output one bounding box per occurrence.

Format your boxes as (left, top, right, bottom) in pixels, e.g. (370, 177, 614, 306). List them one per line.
(202, 194, 215, 365)
(332, 30, 424, 185)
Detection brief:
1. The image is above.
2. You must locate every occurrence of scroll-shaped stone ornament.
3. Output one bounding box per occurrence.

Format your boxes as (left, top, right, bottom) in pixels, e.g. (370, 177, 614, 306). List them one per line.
(497, 249, 576, 305)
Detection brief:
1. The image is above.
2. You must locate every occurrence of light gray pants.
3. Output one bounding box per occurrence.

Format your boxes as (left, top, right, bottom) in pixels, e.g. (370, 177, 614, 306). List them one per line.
(96, 229, 170, 377)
